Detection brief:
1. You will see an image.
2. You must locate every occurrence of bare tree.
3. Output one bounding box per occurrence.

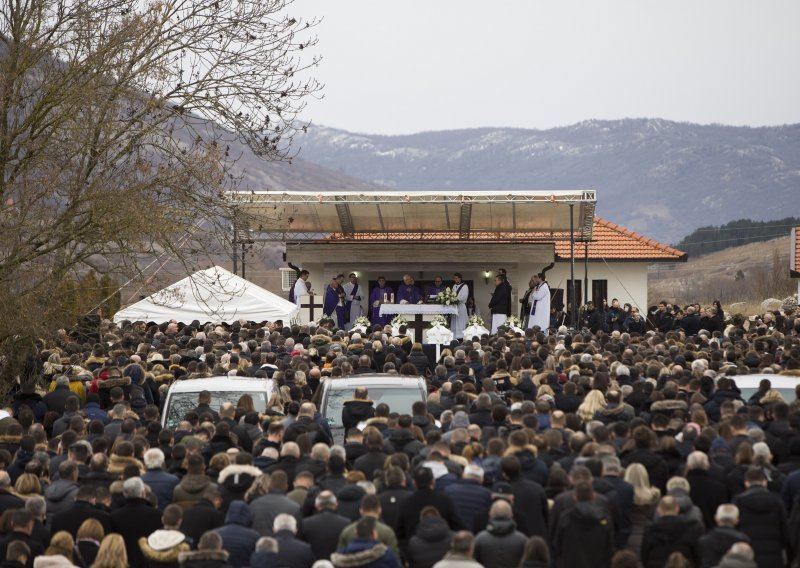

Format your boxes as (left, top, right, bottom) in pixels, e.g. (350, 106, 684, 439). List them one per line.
(0, 0, 320, 379)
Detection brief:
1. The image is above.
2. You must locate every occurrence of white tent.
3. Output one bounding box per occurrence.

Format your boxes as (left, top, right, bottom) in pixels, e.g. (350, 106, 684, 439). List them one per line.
(113, 266, 299, 324)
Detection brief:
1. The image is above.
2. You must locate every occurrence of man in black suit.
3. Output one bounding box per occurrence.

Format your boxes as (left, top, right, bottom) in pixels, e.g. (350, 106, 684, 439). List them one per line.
(299, 491, 352, 560)
(51, 485, 111, 538)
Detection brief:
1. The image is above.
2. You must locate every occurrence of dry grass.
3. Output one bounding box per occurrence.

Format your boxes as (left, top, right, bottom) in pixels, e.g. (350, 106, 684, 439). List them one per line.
(648, 236, 797, 315)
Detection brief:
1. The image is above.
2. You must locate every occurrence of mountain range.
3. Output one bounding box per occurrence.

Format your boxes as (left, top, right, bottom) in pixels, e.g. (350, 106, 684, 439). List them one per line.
(285, 119, 800, 245)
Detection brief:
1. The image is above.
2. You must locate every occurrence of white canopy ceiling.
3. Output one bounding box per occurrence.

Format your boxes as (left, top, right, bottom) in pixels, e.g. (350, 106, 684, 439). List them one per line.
(228, 190, 596, 242)
(113, 266, 298, 324)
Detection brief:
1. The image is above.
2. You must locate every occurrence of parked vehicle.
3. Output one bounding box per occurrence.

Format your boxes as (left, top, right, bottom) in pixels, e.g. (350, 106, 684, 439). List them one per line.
(161, 376, 276, 428)
(318, 374, 428, 439)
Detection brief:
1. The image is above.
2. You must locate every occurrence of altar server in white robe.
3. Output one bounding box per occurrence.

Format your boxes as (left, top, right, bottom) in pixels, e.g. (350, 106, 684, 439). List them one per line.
(527, 271, 551, 335)
(292, 270, 310, 308)
(343, 273, 365, 330)
(452, 273, 469, 339)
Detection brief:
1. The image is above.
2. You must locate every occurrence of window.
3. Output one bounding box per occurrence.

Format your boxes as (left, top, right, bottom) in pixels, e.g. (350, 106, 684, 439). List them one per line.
(280, 268, 296, 291)
(592, 280, 608, 307)
(323, 386, 423, 428)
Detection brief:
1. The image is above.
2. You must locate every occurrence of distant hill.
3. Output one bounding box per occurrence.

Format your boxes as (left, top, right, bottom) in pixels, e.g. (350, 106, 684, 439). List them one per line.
(295, 119, 800, 244)
(676, 217, 800, 257)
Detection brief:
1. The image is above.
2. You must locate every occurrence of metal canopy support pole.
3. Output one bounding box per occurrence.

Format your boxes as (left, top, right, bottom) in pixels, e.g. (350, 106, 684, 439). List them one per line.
(241, 243, 246, 279)
(232, 216, 238, 276)
(569, 203, 576, 328)
(584, 242, 589, 305)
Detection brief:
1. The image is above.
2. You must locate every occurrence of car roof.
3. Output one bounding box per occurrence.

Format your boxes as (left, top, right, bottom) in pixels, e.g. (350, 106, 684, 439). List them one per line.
(167, 376, 274, 393)
(731, 374, 800, 387)
(324, 374, 426, 389)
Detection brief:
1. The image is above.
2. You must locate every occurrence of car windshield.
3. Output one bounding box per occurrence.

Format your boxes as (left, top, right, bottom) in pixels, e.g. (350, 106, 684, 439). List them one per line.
(165, 390, 268, 428)
(323, 386, 423, 428)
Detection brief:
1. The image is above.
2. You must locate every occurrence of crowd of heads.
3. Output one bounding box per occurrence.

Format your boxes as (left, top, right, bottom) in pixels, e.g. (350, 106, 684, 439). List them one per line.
(0, 302, 798, 567)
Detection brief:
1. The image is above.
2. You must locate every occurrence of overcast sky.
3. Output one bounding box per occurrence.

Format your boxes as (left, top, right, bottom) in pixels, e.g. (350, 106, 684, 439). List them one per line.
(292, 0, 800, 135)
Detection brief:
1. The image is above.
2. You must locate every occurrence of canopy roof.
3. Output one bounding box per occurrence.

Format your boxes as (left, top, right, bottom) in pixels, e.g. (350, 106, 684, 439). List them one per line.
(792, 227, 800, 278)
(113, 266, 298, 324)
(229, 190, 596, 242)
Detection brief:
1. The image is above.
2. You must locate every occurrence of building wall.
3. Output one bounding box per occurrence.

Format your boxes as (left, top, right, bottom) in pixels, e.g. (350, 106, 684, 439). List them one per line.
(285, 250, 650, 324)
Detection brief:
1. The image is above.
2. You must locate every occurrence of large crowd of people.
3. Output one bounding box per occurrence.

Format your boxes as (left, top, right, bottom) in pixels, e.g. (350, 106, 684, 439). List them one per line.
(0, 300, 799, 568)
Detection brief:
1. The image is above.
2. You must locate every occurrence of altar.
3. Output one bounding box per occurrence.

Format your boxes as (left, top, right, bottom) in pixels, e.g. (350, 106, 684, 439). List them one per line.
(379, 304, 458, 343)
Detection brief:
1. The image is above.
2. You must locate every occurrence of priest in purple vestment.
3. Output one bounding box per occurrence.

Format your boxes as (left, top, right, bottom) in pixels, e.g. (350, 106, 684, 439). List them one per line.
(369, 276, 394, 326)
(426, 276, 446, 300)
(323, 274, 347, 328)
(396, 274, 423, 304)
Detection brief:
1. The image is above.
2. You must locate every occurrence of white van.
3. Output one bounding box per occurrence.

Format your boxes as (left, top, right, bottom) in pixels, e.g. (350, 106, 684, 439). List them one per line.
(160, 376, 276, 428)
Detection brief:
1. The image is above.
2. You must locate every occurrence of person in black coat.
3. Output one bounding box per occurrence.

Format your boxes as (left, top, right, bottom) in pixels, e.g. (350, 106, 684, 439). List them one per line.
(0, 510, 44, 568)
(298, 491, 351, 560)
(620, 426, 670, 493)
(272, 514, 315, 568)
(733, 467, 790, 568)
(396, 467, 464, 544)
(698, 503, 752, 568)
(406, 507, 454, 568)
(50, 485, 111, 538)
(341, 388, 375, 432)
(110, 478, 164, 568)
(686, 451, 729, 529)
(180, 488, 225, 545)
(42, 378, 74, 415)
(553, 482, 615, 568)
(498, 456, 548, 538)
(641, 496, 702, 568)
(489, 275, 511, 332)
(353, 431, 389, 481)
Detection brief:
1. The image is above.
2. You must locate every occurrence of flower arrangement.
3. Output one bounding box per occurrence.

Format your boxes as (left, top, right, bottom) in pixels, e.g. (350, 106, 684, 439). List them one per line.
(434, 287, 460, 306)
(429, 314, 448, 327)
(316, 314, 335, 327)
(354, 316, 371, 328)
(467, 314, 485, 327)
(503, 315, 523, 329)
(391, 315, 409, 327)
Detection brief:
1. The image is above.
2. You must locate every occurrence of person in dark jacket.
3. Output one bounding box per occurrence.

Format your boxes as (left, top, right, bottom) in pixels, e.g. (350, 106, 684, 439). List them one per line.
(698, 504, 752, 568)
(11, 384, 47, 423)
(44, 461, 80, 525)
(686, 451, 729, 529)
(180, 488, 225, 546)
(298, 491, 351, 560)
(42, 377, 74, 415)
(407, 344, 432, 377)
(342, 387, 375, 432)
(554, 482, 616, 568)
(177, 531, 232, 568)
(331, 516, 402, 568)
(353, 431, 390, 481)
(733, 467, 790, 568)
(396, 467, 463, 543)
(50, 485, 111, 537)
(142, 448, 180, 512)
(247, 536, 284, 568)
(620, 426, 670, 492)
(498, 457, 548, 538)
(704, 378, 744, 423)
(139, 504, 192, 568)
(488, 275, 511, 334)
(473, 500, 527, 568)
(377, 467, 412, 532)
(641, 496, 702, 568)
(271, 514, 314, 568)
(213, 501, 260, 568)
(406, 507, 454, 568)
(443, 465, 492, 533)
(110, 477, 164, 568)
(0, 510, 44, 568)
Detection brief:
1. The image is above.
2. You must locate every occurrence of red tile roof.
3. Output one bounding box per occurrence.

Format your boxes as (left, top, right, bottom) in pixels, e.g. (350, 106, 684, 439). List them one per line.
(321, 217, 686, 262)
(554, 217, 687, 262)
(792, 227, 800, 278)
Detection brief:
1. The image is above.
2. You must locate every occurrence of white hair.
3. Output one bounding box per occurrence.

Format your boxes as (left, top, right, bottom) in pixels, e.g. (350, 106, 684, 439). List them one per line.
(691, 359, 708, 373)
(753, 441, 771, 459)
(143, 448, 165, 470)
(122, 477, 146, 498)
(463, 464, 484, 481)
(715, 503, 739, 526)
(273, 513, 297, 533)
(687, 451, 709, 471)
